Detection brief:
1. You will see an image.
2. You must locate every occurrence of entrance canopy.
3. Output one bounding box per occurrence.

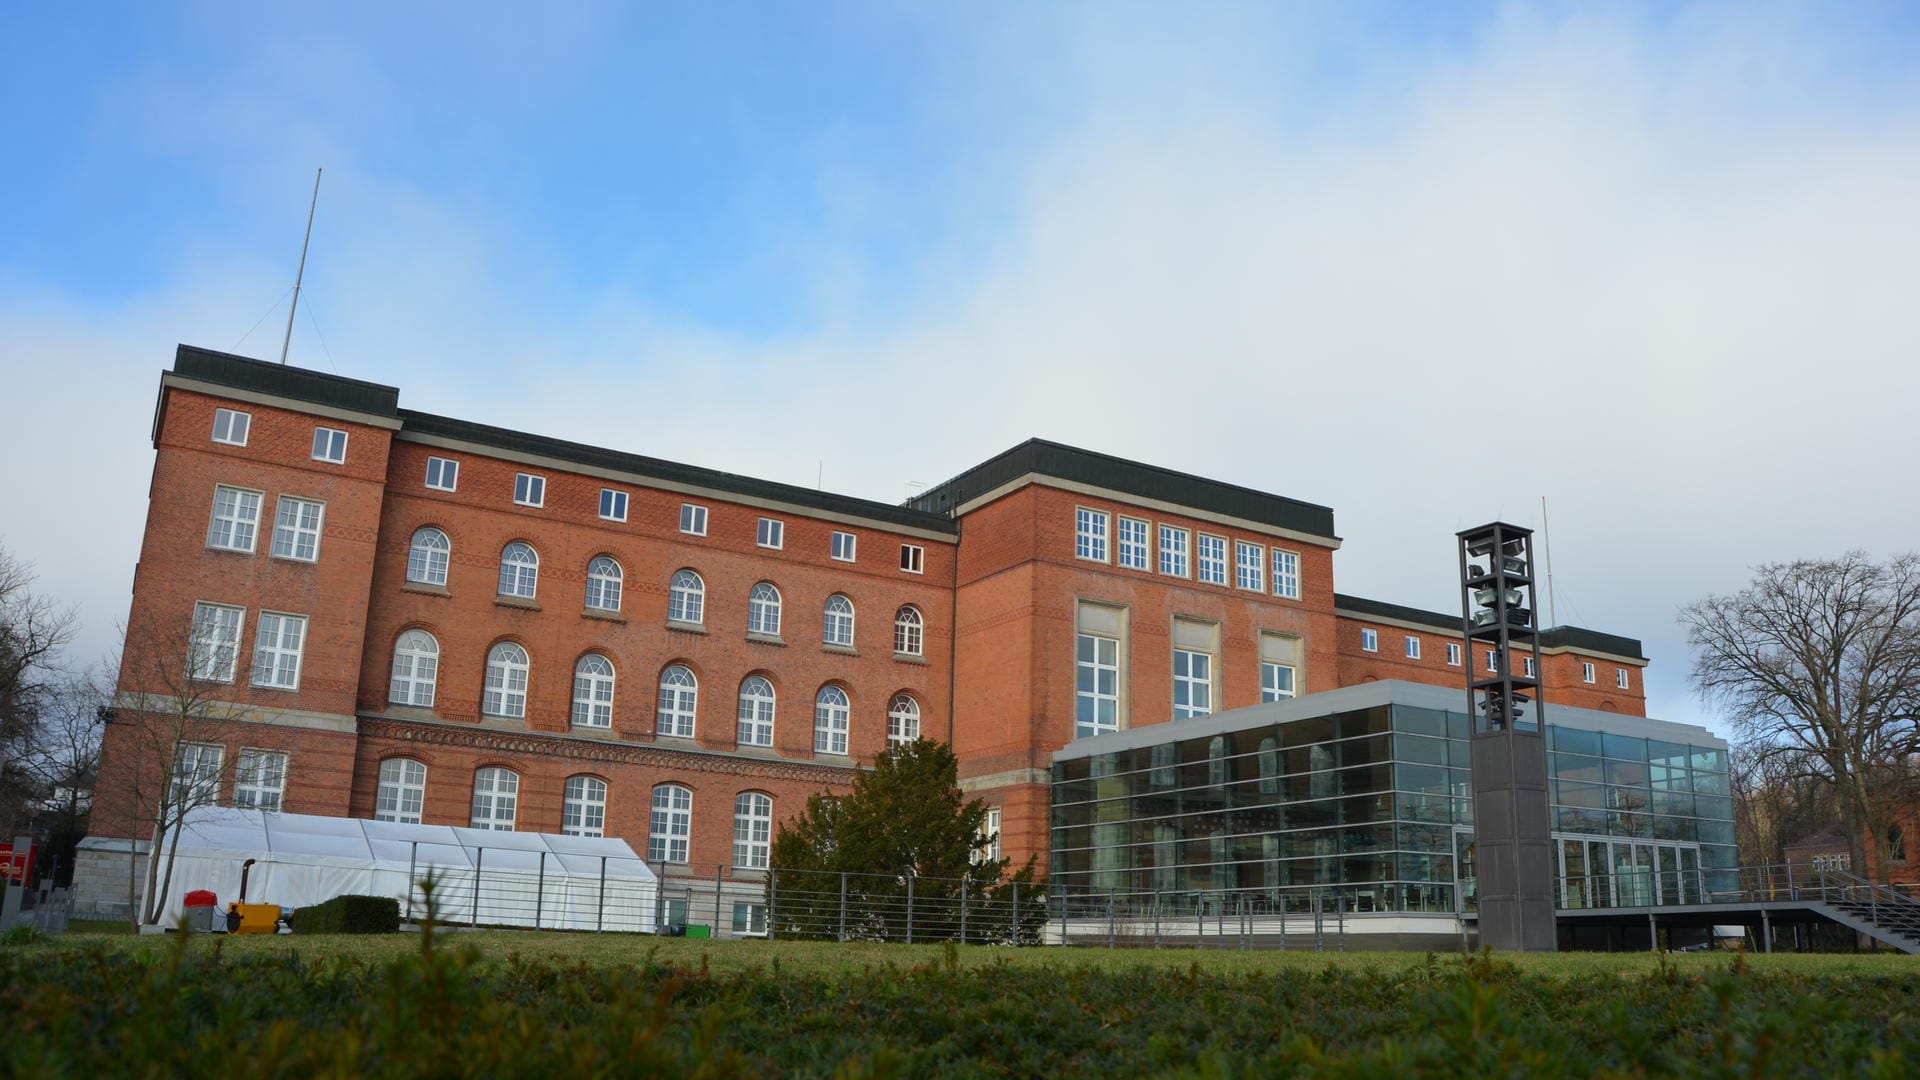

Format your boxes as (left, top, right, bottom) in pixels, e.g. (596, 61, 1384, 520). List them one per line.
(151, 807, 657, 931)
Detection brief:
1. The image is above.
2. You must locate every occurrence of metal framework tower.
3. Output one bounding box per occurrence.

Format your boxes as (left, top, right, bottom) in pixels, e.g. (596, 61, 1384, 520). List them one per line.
(1458, 522, 1557, 951)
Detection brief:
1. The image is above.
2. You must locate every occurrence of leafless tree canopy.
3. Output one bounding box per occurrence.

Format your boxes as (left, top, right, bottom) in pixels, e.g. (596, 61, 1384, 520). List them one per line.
(1, 543, 82, 838)
(1683, 551, 1920, 879)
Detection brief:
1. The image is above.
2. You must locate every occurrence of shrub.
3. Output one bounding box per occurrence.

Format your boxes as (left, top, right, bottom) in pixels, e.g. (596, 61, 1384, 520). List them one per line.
(293, 894, 400, 934)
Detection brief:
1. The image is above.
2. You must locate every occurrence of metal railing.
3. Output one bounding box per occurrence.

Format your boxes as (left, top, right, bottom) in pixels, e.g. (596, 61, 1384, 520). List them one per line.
(399, 842, 654, 933)
(765, 868, 1044, 945)
(1048, 882, 1366, 950)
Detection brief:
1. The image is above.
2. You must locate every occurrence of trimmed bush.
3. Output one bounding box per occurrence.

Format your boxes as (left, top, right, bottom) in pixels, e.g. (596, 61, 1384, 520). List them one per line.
(293, 894, 400, 934)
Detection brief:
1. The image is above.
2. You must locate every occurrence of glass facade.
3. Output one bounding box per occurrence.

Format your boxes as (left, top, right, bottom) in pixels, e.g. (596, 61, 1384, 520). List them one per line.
(1049, 703, 1732, 915)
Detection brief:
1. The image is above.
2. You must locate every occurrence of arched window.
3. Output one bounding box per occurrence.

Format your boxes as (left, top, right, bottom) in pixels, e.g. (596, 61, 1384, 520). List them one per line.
(737, 676, 775, 747)
(1258, 737, 1280, 796)
(748, 582, 781, 636)
(585, 556, 622, 612)
(648, 784, 692, 863)
(483, 642, 529, 718)
(668, 570, 705, 624)
(498, 542, 539, 599)
(388, 630, 439, 707)
(814, 686, 850, 755)
(657, 665, 697, 738)
(562, 775, 608, 837)
(894, 606, 923, 657)
(887, 694, 920, 747)
(374, 758, 426, 823)
(572, 654, 615, 728)
(470, 767, 519, 830)
(1208, 736, 1228, 789)
(822, 594, 855, 648)
(734, 792, 773, 870)
(407, 527, 450, 586)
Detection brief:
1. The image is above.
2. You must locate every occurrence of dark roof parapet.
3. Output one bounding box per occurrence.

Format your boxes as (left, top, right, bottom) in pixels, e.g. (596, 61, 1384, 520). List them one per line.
(172, 344, 400, 417)
(1333, 592, 1646, 661)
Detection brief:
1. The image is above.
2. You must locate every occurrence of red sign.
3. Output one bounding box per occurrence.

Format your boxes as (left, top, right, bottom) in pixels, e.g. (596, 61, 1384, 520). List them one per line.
(0, 841, 33, 884)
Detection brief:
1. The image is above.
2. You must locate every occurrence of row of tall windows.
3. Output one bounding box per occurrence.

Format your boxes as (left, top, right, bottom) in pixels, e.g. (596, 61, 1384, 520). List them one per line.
(1073, 507, 1303, 600)
(208, 485, 327, 563)
(1073, 604, 1300, 739)
(168, 743, 289, 811)
(187, 601, 307, 689)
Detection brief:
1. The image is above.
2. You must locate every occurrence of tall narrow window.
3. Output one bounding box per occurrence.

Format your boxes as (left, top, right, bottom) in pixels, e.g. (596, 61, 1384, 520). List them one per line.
(311, 427, 348, 463)
(513, 473, 545, 507)
(1258, 737, 1281, 795)
(822, 594, 855, 648)
(814, 686, 850, 755)
(250, 612, 307, 689)
(679, 503, 708, 536)
(188, 602, 244, 682)
(1075, 508, 1110, 562)
(571, 655, 615, 728)
(585, 556, 623, 612)
(831, 531, 857, 561)
(1616, 667, 1631, 689)
(657, 665, 697, 738)
(407, 527, 450, 586)
(737, 676, 775, 747)
(497, 542, 539, 599)
(756, 517, 784, 549)
(893, 606, 923, 656)
(562, 776, 608, 837)
(598, 488, 628, 522)
(270, 497, 324, 561)
(1582, 661, 1597, 683)
(207, 486, 263, 552)
(1446, 642, 1462, 666)
(1116, 517, 1150, 570)
(470, 768, 519, 831)
(1234, 541, 1265, 591)
(233, 749, 289, 811)
(424, 456, 458, 491)
(1360, 628, 1378, 652)
(1159, 526, 1190, 577)
(483, 643, 529, 718)
(1173, 649, 1212, 719)
(1197, 534, 1227, 585)
(887, 694, 921, 746)
(733, 792, 772, 870)
(1075, 633, 1120, 737)
(374, 758, 426, 823)
(1259, 631, 1300, 702)
(748, 582, 781, 636)
(668, 570, 705, 624)
(648, 785, 692, 863)
(1524, 655, 1537, 678)
(389, 630, 439, 707)
(211, 407, 250, 446)
(1271, 549, 1301, 599)
(169, 743, 223, 805)
(1486, 649, 1499, 673)
(976, 806, 1003, 864)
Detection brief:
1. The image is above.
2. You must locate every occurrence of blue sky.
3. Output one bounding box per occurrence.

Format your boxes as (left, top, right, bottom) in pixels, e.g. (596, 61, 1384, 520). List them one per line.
(4, 2, 1919, 731)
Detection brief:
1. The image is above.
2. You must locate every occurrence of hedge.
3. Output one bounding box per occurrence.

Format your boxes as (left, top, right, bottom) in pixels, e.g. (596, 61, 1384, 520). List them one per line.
(292, 894, 400, 934)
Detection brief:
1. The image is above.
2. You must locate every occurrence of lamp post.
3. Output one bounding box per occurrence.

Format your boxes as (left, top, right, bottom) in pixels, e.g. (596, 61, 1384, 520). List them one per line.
(1458, 522, 1557, 951)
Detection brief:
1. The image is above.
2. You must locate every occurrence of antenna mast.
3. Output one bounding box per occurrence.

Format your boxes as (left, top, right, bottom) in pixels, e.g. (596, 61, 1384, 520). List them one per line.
(1540, 496, 1558, 628)
(279, 168, 323, 365)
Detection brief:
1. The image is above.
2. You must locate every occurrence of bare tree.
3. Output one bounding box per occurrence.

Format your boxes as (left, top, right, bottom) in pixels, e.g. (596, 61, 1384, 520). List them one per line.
(6, 669, 108, 882)
(1730, 744, 1841, 866)
(1683, 552, 1920, 880)
(0, 544, 77, 809)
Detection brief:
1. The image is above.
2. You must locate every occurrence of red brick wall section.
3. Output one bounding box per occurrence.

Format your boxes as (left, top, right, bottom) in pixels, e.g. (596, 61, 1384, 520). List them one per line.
(1332, 614, 1648, 716)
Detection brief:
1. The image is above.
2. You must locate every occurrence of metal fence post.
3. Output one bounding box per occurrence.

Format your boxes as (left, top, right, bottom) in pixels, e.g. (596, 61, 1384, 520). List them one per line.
(715, 864, 724, 939)
(1336, 896, 1345, 952)
(406, 841, 417, 922)
(959, 877, 969, 944)
(1107, 891, 1116, 948)
(1153, 890, 1161, 948)
(472, 847, 483, 928)
(768, 867, 779, 941)
(838, 871, 848, 942)
(906, 871, 915, 945)
(535, 852, 546, 930)
(1012, 881, 1021, 946)
(597, 856, 606, 933)
(1313, 893, 1324, 952)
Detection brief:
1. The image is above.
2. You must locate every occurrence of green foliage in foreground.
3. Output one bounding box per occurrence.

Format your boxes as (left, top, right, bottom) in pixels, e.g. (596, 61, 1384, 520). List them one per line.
(5, 931, 1920, 1077)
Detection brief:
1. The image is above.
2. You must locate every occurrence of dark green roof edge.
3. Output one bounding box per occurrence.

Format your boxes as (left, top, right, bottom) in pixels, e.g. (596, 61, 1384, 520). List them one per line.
(398, 409, 958, 535)
(1333, 592, 1646, 660)
(906, 438, 1339, 541)
(172, 344, 400, 417)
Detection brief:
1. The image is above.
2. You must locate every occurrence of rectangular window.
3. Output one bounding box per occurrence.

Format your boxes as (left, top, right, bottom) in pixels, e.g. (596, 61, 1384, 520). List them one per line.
(979, 806, 1003, 864)
(1404, 635, 1421, 660)
(900, 544, 924, 574)
(1486, 649, 1498, 672)
(1234, 541, 1265, 592)
(1523, 655, 1537, 678)
(188, 602, 244, 682)
(1446, 642, 1462, 666)
(250, 612, 307, 689)
(1196, 534, 1227, 585)
(1075, 633, 1121, 738)
(1173, 648, 1213, 719)
(1271, 549, 1301, 599)
(270, 497, 324, 562)
(1260, 661, 1295, 701)
(756, 517, 784, 549)
(1582, 661, 1597, 683)
(599, 488, 628, 522)
(206, 486, 263, 552)
(1116, 517, 1150, 570)
(169, 743, 223, 806)
(211, 408, 250, 446)
(1360, 628, 1378, 652)
(1075, 508, 1109, 562)
(831, 531, 857, 562)
(732, 902, 768, 936)
(1158, 526, 1190, 577)
(1259, 632, 1300, 702)
(425, 456, 459, 491)
(513, 473, 545, 507)
(233, 749, 289, 811)
(310, 427, 348, 464)
(679, 503, 708, 535)
(1616, 667, 1631, 689)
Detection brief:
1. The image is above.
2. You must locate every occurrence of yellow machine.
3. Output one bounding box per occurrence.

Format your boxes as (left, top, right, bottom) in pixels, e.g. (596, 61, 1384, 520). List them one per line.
(228, 903, 281, 934)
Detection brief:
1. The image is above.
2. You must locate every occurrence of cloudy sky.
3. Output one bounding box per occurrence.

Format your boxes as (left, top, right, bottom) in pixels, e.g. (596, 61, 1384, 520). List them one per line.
(3, 2, 1918, 734)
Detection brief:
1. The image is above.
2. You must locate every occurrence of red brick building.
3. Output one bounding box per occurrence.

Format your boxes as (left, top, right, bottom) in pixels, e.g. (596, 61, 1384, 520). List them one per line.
(79, 345, 1650, 923)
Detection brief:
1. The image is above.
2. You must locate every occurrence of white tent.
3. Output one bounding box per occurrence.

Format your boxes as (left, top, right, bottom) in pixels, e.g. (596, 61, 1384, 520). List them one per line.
(149, 806, 657, 931)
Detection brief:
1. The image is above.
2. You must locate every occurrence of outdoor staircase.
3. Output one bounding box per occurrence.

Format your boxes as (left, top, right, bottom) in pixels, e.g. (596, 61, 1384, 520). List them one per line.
(1807, 869, 1920, 954)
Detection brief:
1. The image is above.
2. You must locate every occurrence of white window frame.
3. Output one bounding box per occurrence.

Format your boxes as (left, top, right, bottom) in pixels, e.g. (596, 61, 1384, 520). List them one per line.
(425, 456, 459, 492)
(571, 655, 616, 728)
(513, 473, 546, 508)
(497, 542, 539, 599)
(649, 784, 692, 863)
(748, 582, 782, 636)
(1075, 632, 1121, 738)
(310, 426, 348, 464)
(483, 642, 530, 718)
(668, 570, 705, 625)
(207, 485, 263, 553)
(1486, 649, 1499, 673)
(562, 775, 608, 837)
(233, 748, 289, 811)
(656, 664, 698, 738)
(1196, 534, 1228, 585)
(1404, 636, 1421, 660)
(893, 606, 924, 657)
(822, 594, 855, 648)
(1074, 508, 1110, 563)
(388, 629, 439, 707)
(1617, 667, 1631, 690)
(1158, 526, 1190, 578)
(1260, 661, 1296, 702)
(679, 503, 708, 536)
(1446, 642, 1462, 666)
(470, 767, 519, 831)
(598, 488, 629, 522)
(887, 694, 921, 746)
(374, 758, 426, 823)
(407, 527, 451, 587)
(270, 496, 325, 562)
(250, 611, 307, 690)
(585, 556, 623, 612)
(1524, 655, 1537, 678)
(1583, 661, 1597, 684)
(737, 676, 775, 747)
(814, 686, 850, 755)
(732, 901, 768, 936)
(1272, 549, 1301, 600)
(899, 544, 924, 574)
(188, 601, 244, 683)
(211, 407, 250, 446)
(1172, 648, 1212, 719)
(733, 792, 773, 870)
(1360, 628, 1378, 653)
(1234, 541, 1265, 592)
(169, 742, 224, 806)
(756, 517, 784, 550)
(831, 531, 857, 562)
(1116, 516, 1150, 570)
(981, 806, 1002, 864)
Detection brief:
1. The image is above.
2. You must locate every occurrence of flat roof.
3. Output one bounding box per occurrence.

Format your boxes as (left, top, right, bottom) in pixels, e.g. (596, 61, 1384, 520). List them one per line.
(1333, 593, 1647, 661)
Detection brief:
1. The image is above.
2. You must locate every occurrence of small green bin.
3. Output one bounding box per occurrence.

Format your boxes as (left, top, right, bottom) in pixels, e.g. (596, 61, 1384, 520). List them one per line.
(684, 924, 711, 939)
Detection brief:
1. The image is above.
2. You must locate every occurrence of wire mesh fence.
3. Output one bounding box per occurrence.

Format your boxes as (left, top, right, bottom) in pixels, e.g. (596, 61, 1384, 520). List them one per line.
(766, 868, 1045, 945)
